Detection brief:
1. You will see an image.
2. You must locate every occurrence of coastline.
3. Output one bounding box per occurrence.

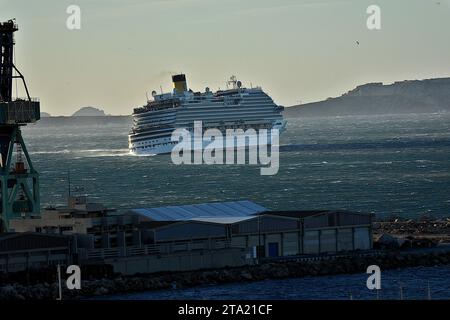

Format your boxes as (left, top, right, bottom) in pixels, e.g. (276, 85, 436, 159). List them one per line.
(2, 244, 450, 300)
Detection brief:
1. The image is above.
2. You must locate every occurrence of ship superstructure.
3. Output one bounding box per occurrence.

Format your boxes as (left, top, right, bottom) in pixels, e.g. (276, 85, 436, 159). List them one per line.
(128, 75, 286, 155)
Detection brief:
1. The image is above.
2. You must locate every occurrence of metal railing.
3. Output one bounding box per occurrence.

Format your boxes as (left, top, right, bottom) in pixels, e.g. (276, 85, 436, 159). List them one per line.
(81, 238, 238, 260)
(258, 249, 385, 263)
(0, 99, 40, 124)
(12, 97, 40, 102)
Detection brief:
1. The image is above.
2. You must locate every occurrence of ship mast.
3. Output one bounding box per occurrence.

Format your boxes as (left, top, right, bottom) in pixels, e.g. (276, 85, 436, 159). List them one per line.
(227, 75, 242, 90)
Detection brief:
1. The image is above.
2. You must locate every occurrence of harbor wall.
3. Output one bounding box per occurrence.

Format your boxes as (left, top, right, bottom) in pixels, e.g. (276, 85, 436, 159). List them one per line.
(2, 246, 450, 299)
(106, 248, 253, 275)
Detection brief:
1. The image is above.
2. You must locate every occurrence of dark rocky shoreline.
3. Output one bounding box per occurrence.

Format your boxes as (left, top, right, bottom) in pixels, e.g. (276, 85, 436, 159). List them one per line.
(2, 247, 450, 300)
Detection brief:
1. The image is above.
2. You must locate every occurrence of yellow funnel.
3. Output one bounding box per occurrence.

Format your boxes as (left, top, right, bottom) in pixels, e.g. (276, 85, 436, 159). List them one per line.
(172, 74, 187, 93)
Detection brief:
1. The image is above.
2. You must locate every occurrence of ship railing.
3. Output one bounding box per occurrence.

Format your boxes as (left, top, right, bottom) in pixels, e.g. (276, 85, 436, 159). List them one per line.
(82, 238, 235, 260)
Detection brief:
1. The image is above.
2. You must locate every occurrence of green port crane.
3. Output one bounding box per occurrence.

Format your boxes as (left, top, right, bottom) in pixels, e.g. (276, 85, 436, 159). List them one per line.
(0, 19, 40, 231)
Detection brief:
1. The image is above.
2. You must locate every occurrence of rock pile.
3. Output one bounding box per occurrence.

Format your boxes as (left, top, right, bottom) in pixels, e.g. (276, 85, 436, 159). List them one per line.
(374, 219, 450, 239)
(374, 234, 437, 249)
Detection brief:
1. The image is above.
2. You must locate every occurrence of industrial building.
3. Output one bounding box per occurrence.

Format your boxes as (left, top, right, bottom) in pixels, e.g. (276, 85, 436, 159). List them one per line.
(0, 233, 71, 273)
(130, 205, 373, 258)
(75, 201, 373, 274)
(10, 195, 142, 250)
(8, 198, 373, 275)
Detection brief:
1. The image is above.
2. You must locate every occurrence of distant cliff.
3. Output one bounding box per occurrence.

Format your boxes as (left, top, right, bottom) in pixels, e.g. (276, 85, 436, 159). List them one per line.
(37, 115, 132, 127)
(284, 77, 450, 117)
(72, 106, 106, 117)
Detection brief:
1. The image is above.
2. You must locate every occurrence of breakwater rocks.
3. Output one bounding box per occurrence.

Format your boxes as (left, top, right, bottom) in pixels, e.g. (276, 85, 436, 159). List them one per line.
(374, 219, 450, 239)
(2, 248, 450, 300)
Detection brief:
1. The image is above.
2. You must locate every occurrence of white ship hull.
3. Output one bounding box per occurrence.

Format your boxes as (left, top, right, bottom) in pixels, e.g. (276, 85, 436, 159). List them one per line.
(130, 121, 287, 156)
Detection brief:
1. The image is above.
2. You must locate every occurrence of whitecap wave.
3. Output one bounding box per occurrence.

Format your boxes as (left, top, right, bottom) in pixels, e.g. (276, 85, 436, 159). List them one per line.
(30, 150, 71, 155)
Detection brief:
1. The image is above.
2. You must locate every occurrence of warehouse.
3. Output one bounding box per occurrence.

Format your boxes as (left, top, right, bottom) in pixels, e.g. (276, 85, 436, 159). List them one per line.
(77, 201, 373, 274)
(0, 233, 71, 273)
(265, 210, 373, 256)
(127, 202, 373, 258)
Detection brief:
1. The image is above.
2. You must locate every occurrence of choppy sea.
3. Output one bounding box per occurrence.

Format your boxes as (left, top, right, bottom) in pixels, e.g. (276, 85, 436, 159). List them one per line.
(23, 112, 450, 218)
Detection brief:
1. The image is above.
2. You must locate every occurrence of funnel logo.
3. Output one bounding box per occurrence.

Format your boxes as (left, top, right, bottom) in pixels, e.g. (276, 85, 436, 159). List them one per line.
(171, 121, 280, 175)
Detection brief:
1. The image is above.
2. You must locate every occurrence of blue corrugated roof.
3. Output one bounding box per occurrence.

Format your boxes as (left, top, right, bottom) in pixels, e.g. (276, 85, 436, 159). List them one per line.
(129, 200, 268, 221)
(189, 216, 255, 224)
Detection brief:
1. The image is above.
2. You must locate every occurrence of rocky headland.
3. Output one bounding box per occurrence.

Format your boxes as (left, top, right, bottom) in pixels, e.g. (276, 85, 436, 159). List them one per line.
(284, 77, 450, 117)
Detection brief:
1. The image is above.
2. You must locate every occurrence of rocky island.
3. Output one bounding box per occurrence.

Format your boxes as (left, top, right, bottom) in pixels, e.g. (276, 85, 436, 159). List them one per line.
(40, 112, 51, 117)
(72, 106, 107, 117)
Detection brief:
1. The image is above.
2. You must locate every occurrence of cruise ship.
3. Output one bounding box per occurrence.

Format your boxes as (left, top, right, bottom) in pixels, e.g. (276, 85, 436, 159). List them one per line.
(128, 74, 287, 155)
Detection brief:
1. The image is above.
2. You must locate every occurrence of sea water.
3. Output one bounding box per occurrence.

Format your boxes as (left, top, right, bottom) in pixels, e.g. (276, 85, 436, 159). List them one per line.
(23, 112, 450, 218)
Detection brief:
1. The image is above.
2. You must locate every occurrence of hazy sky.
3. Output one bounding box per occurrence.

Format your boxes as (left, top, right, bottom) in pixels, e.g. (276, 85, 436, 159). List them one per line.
(1, 0, 449, 116)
